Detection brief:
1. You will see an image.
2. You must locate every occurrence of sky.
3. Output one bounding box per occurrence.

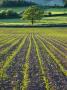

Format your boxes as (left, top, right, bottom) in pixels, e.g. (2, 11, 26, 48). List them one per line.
(26, 0, 64, 6)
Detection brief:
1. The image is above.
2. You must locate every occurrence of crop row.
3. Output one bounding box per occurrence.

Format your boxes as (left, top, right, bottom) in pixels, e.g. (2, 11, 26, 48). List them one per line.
(34, 35, 67, 90)
(0, 33, 67, 90)
(0, 35, 27, 78)
(37, 35, 67, 69)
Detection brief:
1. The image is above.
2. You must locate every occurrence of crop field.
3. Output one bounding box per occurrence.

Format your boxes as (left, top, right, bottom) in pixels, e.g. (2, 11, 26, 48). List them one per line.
(0, 28, 67, 90)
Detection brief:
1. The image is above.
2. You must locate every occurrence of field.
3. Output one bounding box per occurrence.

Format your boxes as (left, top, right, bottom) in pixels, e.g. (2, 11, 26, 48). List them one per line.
(0, 7, 67, 25)
(0, 16, 67, 25)
(0, 7, 67, 13)
(0, 28, 67, 90)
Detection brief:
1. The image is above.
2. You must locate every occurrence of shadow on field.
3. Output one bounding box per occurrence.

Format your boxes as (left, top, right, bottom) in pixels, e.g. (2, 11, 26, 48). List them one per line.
(0, 24, 67, 28)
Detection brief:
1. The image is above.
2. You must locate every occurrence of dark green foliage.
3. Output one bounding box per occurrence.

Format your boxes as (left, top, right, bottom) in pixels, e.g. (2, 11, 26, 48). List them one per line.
(64, 0, 67, 6)
(23, 6, 44, 25)
(0, 10, 6, 18)
(0, 9, 20, 18)
(48, 12, 52, 16)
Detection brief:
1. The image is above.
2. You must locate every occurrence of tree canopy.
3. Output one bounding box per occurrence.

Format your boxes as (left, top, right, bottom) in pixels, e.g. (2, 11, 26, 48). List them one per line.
(23, 6, 44, 25)
(0, 9, 20, 18)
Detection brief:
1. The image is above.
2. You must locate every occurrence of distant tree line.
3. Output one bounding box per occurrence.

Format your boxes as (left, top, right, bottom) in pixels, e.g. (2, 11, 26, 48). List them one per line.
(0, 0, 36, 7)
(0, 0, 67, 7)
(0, 9, 20, 18)
(64, 0, 67, 7)
(0, 8, 67, 19)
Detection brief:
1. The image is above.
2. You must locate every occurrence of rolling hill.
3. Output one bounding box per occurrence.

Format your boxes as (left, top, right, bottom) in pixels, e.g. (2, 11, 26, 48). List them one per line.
(26, 0, 65, 6)
(0, 0, 36, 7)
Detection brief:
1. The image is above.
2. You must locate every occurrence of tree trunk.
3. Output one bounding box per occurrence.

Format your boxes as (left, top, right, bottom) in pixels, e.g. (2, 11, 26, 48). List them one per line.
(32, 18, 34, 25)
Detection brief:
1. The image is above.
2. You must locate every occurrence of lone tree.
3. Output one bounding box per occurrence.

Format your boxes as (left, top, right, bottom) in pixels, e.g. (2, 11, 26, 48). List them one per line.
(23, 6, 44, 25)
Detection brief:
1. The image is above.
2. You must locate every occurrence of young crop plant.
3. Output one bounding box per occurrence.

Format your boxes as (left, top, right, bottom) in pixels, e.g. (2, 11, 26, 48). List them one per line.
(0, 35, 18, 48)
(32, 34, 50, 90)
(48, 38, 67, 50)
(37, 36, 67, 76)
(21, 36, 31, 90)
(0, 35, 11, 44)
(51, 38, 67, 48)
(48, 38, 67, 51)
(0, 34, 15, 42)
(38, 35, 67, 59)
(0, 36, 21, 56)
(0, 35, 27, 79)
